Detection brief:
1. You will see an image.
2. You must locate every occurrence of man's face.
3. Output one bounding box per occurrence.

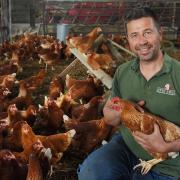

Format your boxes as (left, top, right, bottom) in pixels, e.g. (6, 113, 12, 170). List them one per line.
(126, 17, 162, 62)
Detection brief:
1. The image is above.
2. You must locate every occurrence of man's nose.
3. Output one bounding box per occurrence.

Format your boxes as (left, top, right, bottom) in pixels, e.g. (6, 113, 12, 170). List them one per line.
(138, 35, 148, 45)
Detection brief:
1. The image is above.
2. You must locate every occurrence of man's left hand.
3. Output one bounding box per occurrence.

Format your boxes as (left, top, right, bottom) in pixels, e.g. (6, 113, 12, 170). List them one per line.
(133, 123, 169, 153)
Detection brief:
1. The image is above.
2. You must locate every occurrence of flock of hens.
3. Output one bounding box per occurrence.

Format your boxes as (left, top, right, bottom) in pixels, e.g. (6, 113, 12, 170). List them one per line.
(1, 26, 179, 179)
(0, 27, 126, 180)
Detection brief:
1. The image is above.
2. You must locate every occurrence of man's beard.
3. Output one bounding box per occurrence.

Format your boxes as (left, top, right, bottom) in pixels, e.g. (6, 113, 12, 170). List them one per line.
(135, 43, 160, 62)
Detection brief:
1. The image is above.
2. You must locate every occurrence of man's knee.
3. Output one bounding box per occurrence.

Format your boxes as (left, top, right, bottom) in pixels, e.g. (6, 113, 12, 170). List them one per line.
(78, 149, 108, 180)
(77, 154, 103, 180)
(77, 134, 135, 180)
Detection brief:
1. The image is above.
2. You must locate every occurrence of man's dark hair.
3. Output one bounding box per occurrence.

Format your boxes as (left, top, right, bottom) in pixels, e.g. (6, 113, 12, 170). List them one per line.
(124, 7, 160, 34)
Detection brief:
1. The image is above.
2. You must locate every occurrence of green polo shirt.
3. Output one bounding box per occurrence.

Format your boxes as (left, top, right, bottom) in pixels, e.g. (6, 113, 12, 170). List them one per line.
(111, 53, 180, 177)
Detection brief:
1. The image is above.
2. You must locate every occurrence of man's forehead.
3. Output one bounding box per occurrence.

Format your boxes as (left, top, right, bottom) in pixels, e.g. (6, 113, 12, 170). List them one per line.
(127, 17, 155, 32)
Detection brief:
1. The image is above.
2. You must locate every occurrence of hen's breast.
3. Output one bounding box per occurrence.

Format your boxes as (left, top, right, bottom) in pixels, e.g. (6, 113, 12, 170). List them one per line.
(121, 110, 154, 133)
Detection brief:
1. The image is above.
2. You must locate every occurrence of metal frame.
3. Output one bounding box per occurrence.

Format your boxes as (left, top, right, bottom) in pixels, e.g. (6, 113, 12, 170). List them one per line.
(41, 0, 180, 36)
(0, 0, 11, 43)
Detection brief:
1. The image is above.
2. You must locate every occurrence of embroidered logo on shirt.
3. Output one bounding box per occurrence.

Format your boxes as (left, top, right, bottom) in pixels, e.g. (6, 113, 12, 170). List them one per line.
(156, 84, 176, 96)
(164, 84, 170, 91)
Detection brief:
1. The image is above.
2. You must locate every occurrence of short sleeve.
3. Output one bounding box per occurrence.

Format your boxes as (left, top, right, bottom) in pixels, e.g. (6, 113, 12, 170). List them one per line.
(110, 67, 121, 98)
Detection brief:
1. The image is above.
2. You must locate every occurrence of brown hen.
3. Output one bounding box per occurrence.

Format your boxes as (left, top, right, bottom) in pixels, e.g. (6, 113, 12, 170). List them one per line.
(37, 129, 76, 164)
(46, 98, 64, 131)
(0, 73, 16, 90)
(49, 76, 64, 100)
(3, 121, 38, 156)
(24, 69, 46, 92)
(0, 62, 19, 76)
(8, 80, 33, 110)
(71, 96, 103, 121)
(69, 27, 102, 53)
(0, 149, 27, 180)
(63, 116, 112, 153)
(87, 52, 116, 70)
(110, 97, 180, 174)
(26, 153, 43, 180)
(54, 93, 78, 115)
(66, 75, 104, 102)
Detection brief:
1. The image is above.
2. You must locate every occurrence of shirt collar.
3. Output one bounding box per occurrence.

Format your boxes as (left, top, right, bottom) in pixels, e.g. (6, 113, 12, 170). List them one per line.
(131, 52, 172, 75)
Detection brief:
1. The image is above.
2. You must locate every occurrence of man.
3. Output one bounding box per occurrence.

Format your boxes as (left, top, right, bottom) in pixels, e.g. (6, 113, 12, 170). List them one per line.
(78, 7, 180, 180)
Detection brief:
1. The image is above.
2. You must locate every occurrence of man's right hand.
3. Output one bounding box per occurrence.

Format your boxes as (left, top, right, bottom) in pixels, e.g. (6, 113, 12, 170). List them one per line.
(103, 98, 121, 126)
(134, 100, 145, 113)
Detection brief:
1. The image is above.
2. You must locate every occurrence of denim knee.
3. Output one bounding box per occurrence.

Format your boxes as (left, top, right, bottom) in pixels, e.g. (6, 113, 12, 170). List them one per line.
(77, 146, 110, 180)
(77, 134, 137, 180)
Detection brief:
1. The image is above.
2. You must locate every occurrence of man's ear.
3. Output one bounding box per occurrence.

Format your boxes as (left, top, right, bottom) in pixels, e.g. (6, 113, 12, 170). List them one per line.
(159, 27, 163, 41)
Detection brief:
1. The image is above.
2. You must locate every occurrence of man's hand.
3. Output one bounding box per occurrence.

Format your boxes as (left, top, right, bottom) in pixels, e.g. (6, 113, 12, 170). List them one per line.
(133, 123, 169, 153)
(134, 100, 145, 113)
(103, 98, 121, 126)
(103, 98, 145, 126)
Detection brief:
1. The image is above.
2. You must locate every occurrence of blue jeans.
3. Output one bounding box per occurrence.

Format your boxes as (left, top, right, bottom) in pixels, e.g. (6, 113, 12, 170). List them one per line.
(78, 134, 178, 180)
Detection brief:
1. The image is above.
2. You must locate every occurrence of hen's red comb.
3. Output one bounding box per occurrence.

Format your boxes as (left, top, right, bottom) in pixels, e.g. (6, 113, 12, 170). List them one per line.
(111, 105, 121, 111)
(111, 97, 120, 103)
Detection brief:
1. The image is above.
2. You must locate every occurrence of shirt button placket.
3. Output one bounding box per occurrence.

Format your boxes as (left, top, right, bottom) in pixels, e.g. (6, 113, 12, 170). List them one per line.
(145, 82, 150, 97)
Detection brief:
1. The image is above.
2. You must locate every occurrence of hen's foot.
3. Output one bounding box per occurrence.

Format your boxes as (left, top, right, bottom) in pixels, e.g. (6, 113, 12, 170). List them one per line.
(133, 158, 163, 175)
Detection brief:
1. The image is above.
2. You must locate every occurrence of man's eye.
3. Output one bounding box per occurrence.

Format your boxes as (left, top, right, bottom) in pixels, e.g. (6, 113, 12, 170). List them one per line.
(144, 31, 152, 37)
(130, 34, 137, 39)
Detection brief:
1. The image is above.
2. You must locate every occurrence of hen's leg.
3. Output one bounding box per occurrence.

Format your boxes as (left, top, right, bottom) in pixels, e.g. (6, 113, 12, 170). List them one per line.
(133, 158, 163, 175)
